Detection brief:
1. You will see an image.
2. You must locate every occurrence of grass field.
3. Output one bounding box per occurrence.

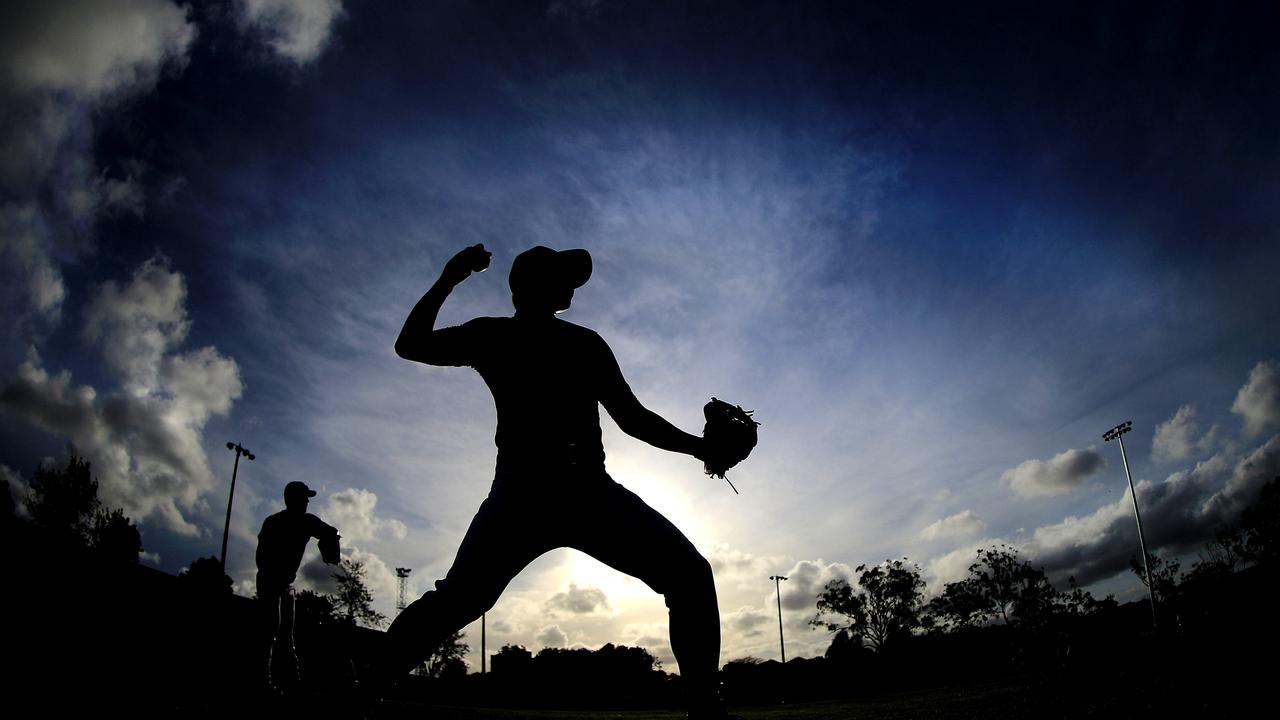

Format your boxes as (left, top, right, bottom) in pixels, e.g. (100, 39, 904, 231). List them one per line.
(420, 680, 1062, 720)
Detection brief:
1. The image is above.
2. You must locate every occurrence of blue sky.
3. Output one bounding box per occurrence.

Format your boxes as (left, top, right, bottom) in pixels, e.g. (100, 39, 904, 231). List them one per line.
(3, 0, 1279, 668)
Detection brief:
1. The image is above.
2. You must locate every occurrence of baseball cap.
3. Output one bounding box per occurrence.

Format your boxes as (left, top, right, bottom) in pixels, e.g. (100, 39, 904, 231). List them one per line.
(508, 246, 592, 295)
(284, 481, 317, 499)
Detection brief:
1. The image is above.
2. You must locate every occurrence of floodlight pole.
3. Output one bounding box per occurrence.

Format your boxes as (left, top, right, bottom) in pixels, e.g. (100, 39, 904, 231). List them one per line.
(220, 442, 255, 572)
(1104, 421, 1157, 630)
(770, 575, 788, 665)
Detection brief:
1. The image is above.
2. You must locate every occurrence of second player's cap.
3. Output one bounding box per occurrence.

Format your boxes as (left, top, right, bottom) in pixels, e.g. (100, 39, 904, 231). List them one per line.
(284, 481, 317, 499)
(508, 246, 592, 294)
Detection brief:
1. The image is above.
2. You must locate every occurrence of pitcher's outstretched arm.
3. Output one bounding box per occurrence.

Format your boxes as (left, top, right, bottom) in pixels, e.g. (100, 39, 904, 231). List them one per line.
(598, 341, 704, 459)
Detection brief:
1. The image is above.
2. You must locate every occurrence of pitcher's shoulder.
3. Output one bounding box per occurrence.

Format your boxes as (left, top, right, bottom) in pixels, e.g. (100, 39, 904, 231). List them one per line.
(555, 318, 609, 345)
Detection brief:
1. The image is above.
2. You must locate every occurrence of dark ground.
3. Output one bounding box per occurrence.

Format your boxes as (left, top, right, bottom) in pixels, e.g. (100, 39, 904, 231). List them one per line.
(7, 534, 1274, 720)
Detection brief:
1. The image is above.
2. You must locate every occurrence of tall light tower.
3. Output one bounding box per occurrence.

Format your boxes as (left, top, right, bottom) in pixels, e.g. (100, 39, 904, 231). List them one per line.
(220, 441, 255, 571)
(769, 575, 788, 664)
(1103, 420, 1158, 630)
(396, 568, 412, 615)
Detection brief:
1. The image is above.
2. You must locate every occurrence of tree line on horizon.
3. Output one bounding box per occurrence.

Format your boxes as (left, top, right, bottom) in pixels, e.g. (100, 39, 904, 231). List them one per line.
(806, 475, 1279, 657)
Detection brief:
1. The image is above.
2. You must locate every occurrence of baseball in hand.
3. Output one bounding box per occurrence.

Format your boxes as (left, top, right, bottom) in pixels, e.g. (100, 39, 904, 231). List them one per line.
(468, 244, 492, 272)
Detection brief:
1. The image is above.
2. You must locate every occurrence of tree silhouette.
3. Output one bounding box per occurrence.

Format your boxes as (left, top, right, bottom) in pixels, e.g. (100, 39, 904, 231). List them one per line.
(91, 507, 142, 563)
(331, 559, 387, 629)
(179, 556, 232, 594)
(923, 577, 990, 632)
(26, 455, 99, 545)
(0, 475, 15, 522)
(927, 545, 1097, 631)
(417, 631, 469, 678)
(812, 558, 926, 651)
(491, 643, 533, 675)
(1058, 575, 1116, 617)
(1184, 476, 1280, 584)
(295, 589, 339, 624)
(1240, 476, 1280, 565)
(24, 455, 142, 561)
(1129, 552, 1182, 604)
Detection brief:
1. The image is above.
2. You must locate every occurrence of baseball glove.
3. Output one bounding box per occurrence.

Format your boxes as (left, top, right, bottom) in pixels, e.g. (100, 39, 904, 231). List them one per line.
(701, 397, 760, 487)
(319, 533, 341, 565)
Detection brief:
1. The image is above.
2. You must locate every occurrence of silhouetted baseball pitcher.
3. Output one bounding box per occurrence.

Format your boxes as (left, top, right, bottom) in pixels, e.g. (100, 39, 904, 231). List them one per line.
(386, 244, 747, 717)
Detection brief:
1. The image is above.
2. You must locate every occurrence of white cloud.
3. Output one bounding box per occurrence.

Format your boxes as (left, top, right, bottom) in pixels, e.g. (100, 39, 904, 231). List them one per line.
(1, 463, 29, 516)
(0, 258, 243, 535)
(1, 0, 194, 97)
(546, 583, 610, 615)
(1003, 447, 1105, 497)
(776, 558, 853, 612)
(1152, 404, 1217, 463)
(239, 0, 345, 65)
(321, 488, 408, 544)
(83, 255, 192, 395)
(923, 538, 1009, 590)
(0, 1, 195, 339)
(1232, 360, 1280, 438)
(535, 624, 568, 648)
(725, 605, 771, 638)
(707, 543, 787, 591)
(919, 510, 985, 541)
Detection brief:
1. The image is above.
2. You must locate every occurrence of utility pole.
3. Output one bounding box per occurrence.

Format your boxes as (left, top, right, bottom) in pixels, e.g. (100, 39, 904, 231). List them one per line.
(1103, 420, 1158, 630)
(220, 442, 255, 571)
(481, 613, 487, 675)
(769, 575, 788, 664)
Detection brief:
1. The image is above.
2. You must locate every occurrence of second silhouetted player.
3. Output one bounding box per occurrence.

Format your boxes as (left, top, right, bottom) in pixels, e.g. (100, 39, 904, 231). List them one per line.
(385, 244, 734, 717)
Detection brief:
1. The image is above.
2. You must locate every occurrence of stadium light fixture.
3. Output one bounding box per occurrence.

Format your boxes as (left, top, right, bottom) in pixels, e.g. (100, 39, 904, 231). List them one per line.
(1103, 420, 1157, 630)
(220, 442, 255, 571)
(770, 575, 789, 664)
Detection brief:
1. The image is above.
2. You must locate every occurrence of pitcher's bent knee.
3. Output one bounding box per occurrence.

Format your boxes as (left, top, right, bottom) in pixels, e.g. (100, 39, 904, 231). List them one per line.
(662, 552, 716, 609)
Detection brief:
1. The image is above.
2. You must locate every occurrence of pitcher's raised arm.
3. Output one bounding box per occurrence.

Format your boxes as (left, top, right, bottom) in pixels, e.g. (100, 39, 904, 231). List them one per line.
(395, 244, 491, 365)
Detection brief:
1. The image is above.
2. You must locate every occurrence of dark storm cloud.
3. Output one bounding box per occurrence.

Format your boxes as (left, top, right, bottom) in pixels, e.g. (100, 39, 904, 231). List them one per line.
(1027, 435, 1280, 586)
(1003, 448, 1106, 497)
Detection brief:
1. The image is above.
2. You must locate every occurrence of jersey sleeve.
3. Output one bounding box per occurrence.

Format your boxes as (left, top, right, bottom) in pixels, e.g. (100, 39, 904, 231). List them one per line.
(593, 331, 642, 417)
(422, 317, 495, 367)
(306, 513, 339, 539)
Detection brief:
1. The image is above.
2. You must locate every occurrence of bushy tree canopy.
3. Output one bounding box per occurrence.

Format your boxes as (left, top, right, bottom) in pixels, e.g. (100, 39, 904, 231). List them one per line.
(925, 545, 1111, 632)
(23, 455, 142, 562)
(332, 559, 388, 629)
(812, 558, 926, 651)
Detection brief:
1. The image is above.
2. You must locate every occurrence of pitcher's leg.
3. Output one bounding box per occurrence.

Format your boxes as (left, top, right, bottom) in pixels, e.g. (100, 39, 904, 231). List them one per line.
(280, 589, 299, 687)
(384, 493, 551, 676)
(569, 483, 721, 700)
(257, 578, 286, 692)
